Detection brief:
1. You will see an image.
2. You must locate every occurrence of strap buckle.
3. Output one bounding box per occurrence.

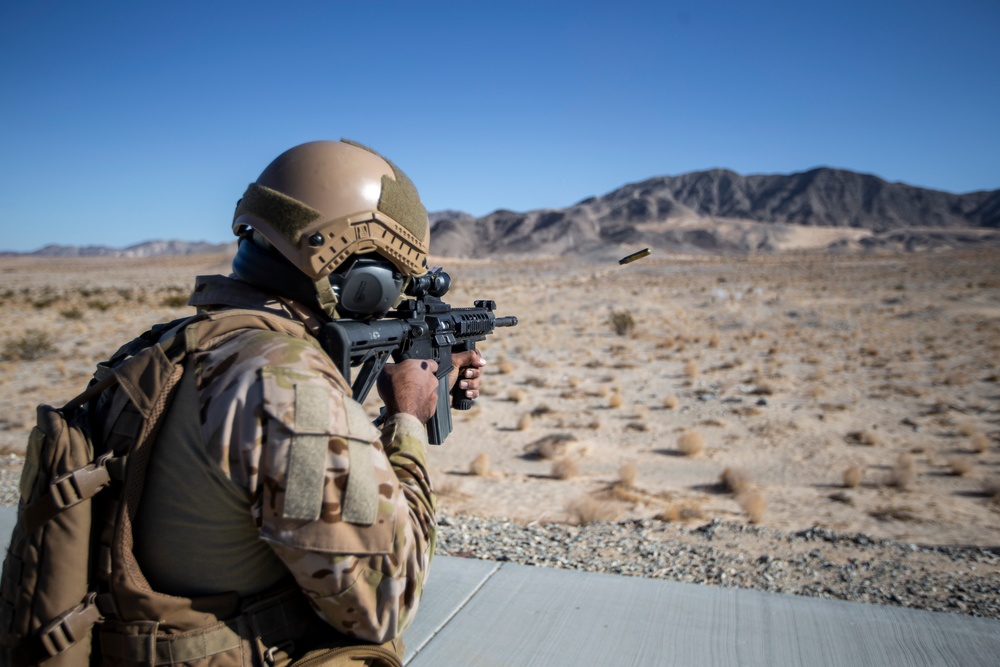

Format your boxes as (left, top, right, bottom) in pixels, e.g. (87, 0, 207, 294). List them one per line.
(38, 592, 104, 658)
(50, 452, 115, 510)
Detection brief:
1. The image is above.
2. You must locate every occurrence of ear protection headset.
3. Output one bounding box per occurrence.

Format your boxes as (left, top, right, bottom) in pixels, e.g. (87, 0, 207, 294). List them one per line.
(328, 254, 405, 318)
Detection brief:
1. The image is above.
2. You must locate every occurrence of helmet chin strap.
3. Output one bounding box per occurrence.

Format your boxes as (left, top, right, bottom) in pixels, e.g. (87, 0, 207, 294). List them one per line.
(313, 275, 340, 319)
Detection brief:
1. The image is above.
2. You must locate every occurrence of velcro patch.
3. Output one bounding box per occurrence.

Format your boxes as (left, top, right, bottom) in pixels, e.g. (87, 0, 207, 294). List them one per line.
(282, 384, 328, 521)
(341, 400, 378, 525)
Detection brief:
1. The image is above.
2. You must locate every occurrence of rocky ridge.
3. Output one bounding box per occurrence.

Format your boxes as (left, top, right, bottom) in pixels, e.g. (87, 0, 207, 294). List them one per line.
(430, 167, 1000, 257)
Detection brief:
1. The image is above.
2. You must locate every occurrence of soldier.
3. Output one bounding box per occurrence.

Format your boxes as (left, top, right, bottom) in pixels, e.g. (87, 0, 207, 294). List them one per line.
(112, 140, 483, 665)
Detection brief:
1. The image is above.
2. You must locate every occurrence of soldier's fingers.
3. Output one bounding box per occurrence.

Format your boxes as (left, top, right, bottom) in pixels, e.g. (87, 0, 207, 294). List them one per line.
(452, 349, 485, 371)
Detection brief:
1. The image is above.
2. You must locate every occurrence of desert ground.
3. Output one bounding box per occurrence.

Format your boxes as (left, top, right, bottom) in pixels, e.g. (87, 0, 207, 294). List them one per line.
(1, 249, 998, 548)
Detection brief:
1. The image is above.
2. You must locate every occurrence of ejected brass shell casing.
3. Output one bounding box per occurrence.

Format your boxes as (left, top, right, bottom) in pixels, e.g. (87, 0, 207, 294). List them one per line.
(618, 248, 651, 265)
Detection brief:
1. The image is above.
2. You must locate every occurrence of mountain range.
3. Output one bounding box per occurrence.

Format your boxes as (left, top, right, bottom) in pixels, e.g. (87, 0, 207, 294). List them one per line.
(430, 167, 1000, 257)
(4, 167, 998, 258)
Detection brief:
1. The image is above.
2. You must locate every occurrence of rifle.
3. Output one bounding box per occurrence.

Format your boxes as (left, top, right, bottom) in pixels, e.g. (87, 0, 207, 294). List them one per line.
(318, 268, 518, 444)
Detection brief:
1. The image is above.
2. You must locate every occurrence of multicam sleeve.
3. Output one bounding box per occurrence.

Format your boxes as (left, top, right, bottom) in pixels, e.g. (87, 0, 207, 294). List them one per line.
(250, 354, 437, 644)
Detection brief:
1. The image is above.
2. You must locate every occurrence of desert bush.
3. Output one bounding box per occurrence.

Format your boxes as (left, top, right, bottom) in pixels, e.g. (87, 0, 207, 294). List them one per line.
(60, 308, 83, 320)
(32, 296, 59, 309)
(970, 432, 990, 454)
(719, 467, 751, 494)
(684, 360, 699, 379)
(619, 462, 637, 488)
(517, 413, 532, 431)
(739, 490, 767, 523)
(88, 299, 113, 311)
(677, 430, 705, 456)
(2, 329, 56, 361)
(508, 388, 527, 403)
(608, 392, 623, 409)
(609, 309, 635, 337)
(850, 430, 880, 446)
(551, 456, 579, 480)
(469, 453, 490, 476)
(663, 394, 679, 410)
(958, 422, 978, 437)
(843, 464, 863, 488)
(524, 433, 576, 460)
(161, 294, 189, 308)
(433, 474, 462, 497)
(497, 359, 514, 375)
(655, 504, 704, 522)
(888, 453, 916, 490)
(566, 495, 617, 525)
(947, 456, 973, 476)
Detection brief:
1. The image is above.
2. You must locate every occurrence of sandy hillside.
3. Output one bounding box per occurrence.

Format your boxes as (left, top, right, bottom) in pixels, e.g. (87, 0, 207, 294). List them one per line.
(1, 250, 998, 547)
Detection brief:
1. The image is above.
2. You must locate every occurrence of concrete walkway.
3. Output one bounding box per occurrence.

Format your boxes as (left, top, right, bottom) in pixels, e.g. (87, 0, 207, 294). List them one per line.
(2, 508, 998, 666)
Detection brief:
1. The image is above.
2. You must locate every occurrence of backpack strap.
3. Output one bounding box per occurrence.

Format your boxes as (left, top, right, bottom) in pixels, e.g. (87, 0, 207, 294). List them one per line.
(19, 308, 309, 536)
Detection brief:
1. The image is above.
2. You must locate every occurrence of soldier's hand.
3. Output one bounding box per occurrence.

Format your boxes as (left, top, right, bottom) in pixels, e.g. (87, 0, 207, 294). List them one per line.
(377, 359, 440, 424)
(450, 350, 486, 400)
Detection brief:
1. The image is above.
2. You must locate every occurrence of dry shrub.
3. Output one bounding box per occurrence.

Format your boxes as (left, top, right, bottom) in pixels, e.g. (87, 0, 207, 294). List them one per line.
(508, 388, 527, 403)
(752, 382, 776, 396)
(469, 453, 490, 477)
(739, 490, 767, 523)
(566, 495, 617, 525)
(888, 453, 916, 490)
(708, 332, 720, 348)
(850, 430, 880, 446)
(608, 393, 623, 409)
(609, 309, 636, 337)
(983, 478, 1000, 499)
(970, 432, 990, 454)
(871, 505, 920, 522)
(517, 413, 533, 431)
(719, 467, 751, 494)
(684, 360, 700, 379)
(663, 394, 679, 410)
(947, 456, 973, 476)
(677, 430, 705, 456)
(551, 457, 579, 480)
(958, 422, 978, 437)
(619, 462, 637, 488)
(843, 464, 863, 488)
(498, 359, 515, 375)
(158, 294, 186, 308)
(656, 504, 703, 522)
(524, 433, 577, 460)
(2, 329, 56, 361)
(433, 474, 462, 497)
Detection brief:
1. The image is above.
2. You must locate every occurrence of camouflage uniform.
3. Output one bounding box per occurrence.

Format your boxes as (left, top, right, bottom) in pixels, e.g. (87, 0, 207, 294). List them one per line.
(133, 273, 436, 646)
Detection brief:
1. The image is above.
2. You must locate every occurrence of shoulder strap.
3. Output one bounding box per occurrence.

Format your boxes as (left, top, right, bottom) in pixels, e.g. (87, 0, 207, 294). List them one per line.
(180, 308, 311, 355)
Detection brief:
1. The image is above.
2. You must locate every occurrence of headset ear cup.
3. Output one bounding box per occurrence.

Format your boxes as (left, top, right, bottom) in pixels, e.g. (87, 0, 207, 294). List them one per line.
(336, 258, 404, 317)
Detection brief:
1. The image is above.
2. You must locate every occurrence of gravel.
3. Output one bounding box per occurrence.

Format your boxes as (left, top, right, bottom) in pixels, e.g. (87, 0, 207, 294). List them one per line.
(2, 454, 996, 619)
(436, 511, 1000, 619)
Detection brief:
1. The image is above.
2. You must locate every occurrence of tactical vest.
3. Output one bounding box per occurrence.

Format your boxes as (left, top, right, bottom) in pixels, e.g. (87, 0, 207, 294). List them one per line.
(1, 307, 404, 666)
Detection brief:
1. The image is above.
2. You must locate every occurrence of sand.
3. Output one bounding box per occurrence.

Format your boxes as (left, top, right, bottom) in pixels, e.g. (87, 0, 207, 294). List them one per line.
(1, 249, 998, 547)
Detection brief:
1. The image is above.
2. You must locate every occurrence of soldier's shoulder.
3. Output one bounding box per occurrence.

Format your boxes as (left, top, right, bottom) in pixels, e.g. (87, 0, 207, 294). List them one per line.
(229, 327, 326, 361)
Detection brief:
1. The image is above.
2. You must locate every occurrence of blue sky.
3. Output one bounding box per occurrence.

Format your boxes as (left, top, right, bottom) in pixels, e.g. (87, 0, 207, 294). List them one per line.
(1, 0, 998, 252)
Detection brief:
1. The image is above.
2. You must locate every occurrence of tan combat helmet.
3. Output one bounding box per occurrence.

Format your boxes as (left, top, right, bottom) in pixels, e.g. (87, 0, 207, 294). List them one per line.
(232, 140, 430, 315)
